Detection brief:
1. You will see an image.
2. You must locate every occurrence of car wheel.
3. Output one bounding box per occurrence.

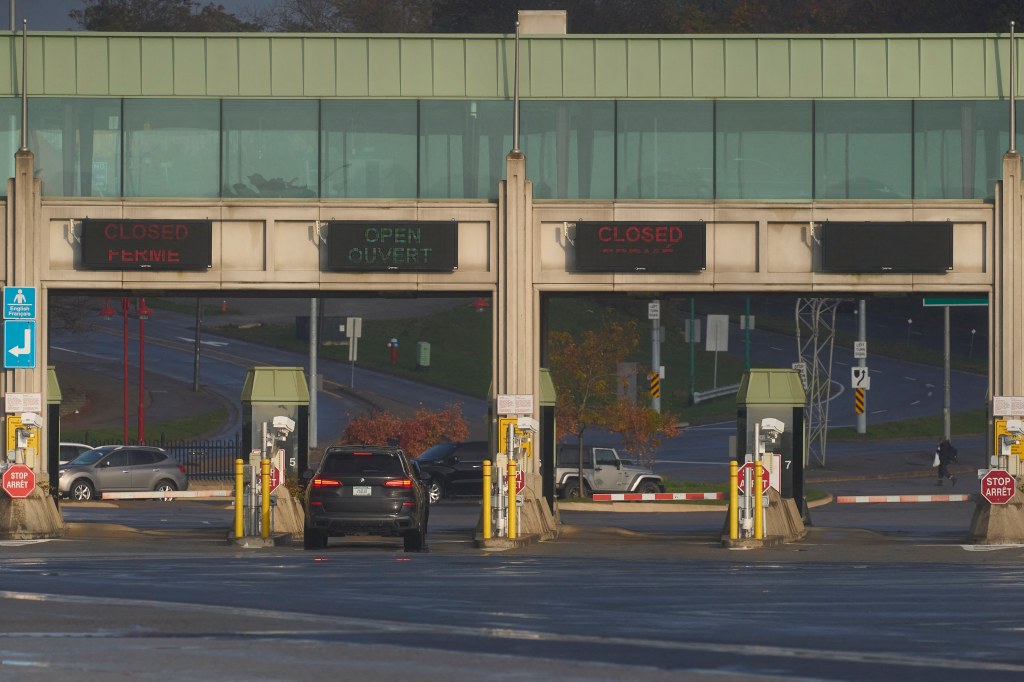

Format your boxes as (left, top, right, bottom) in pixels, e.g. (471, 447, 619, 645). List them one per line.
(637, 480, 660, 494)
(153, 479, 177, 501)
(70, 479, 95, 502)
(427, 479, 444, 504)
(303, 526, 327, 550)
(403, 529, 426, 552)
(562, 480, 589, 499)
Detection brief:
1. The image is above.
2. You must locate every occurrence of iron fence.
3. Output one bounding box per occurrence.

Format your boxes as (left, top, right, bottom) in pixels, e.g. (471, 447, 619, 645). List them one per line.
(78, 434, 244, 481)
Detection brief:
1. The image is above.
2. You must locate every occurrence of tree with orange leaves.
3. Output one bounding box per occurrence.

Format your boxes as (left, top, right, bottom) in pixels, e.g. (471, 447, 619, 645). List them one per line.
(603, 399, 681, 470)
(341, 403, 469, 457)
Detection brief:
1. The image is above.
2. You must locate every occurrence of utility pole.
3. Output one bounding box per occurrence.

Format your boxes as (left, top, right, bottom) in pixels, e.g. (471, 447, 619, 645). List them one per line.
(650, 299, 661, 413)
(856, 299, 866, 435)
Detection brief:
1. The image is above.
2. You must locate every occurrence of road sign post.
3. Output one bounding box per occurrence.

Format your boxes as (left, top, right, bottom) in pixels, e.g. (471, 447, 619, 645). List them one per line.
(980, 469, 1016, 505)
(2, 464, 35, 498)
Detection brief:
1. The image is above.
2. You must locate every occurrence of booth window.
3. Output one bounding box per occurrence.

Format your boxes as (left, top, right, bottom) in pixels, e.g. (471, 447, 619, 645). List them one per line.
(222, 99, 318, 198)
(123, 99, 219, 198)
(616, 100, 713, 200)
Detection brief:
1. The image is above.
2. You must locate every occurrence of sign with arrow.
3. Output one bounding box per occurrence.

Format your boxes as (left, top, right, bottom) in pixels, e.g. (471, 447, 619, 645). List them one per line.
(851, 366, 870, 390)
(4, 320, 36, 369)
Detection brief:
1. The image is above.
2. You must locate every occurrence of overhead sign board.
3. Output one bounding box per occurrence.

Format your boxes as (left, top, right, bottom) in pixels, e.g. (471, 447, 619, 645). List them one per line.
(79, 219, 213, 271)
(572, 221, 706, 273)
(819, 221, 953, 273)
(4, 320, 36, 369)
(3, 287, 36, 319)
(325, 221, 458, 272)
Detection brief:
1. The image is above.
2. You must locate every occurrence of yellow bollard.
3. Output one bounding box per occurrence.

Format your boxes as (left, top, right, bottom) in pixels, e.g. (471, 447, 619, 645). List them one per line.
(482, 460, 492, 540)
(260, 458, 271, 539)
(507, 459, 517, 540)
(754, 460, 764, 540)
(234, 458, 244, 538)
(729, 460, 738, 540)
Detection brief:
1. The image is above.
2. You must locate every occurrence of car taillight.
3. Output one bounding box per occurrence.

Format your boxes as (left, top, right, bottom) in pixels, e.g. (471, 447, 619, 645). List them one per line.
(312, 477, 342, 488)
(384, 478, 414, 488)
(178, 464, 187, 474)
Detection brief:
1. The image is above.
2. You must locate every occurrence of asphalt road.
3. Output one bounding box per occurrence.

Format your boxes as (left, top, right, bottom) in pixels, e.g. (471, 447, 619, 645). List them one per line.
(3, 497, 1024, 681)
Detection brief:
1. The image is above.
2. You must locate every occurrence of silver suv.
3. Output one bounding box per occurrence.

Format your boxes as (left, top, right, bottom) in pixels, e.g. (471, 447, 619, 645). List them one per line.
(58, 445, 188, 501)
(555, 445, 663, 499)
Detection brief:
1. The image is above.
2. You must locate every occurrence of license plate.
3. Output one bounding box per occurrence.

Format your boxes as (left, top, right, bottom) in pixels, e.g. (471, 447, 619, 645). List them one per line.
(353, 486, 371, 496)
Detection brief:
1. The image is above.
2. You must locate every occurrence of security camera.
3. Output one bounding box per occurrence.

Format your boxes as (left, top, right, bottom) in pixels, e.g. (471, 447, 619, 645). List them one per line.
(20, 412, 42, 428)
(759, 417, 785, 437)
(272, 415, 295, 435)
(1006, 419, 1024, 435)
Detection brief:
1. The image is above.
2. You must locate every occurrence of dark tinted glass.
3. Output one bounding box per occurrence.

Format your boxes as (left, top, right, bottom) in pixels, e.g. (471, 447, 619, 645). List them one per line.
(103, 451, 129, 467)
(131, 451, 164, 466)
(454, 442, 487, 462)
(322, 451, 405, 476)
(417, 442, 459, 462)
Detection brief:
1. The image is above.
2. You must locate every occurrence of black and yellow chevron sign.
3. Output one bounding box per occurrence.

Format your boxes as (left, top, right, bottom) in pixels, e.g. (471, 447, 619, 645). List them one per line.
(648, 372, 661, 399)
(854, 387, 865, 414)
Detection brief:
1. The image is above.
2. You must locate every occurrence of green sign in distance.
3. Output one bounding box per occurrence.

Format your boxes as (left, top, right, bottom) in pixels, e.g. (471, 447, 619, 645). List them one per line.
(921, 297, 987, 307)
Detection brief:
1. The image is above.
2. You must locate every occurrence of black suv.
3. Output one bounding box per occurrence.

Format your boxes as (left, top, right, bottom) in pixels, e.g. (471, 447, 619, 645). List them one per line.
(416, 441, 488, 504)
(303, 445, 430, 552)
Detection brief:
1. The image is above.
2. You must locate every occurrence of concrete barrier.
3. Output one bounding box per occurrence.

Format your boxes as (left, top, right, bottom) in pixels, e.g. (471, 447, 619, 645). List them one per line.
(100, 490, 233, 500)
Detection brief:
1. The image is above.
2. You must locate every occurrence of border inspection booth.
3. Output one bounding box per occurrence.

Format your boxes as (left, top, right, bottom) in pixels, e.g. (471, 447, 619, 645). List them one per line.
(736, 369, 807, 520)
(240, 367, 310, 480)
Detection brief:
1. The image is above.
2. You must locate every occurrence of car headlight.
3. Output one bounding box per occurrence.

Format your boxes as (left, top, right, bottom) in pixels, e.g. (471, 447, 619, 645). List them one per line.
(59, 470, 68, 478)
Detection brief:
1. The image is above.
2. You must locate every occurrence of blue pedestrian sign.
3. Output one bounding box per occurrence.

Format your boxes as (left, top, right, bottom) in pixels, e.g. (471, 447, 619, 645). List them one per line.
(4, 320, 36, 368)
(4, 286, 36, 320)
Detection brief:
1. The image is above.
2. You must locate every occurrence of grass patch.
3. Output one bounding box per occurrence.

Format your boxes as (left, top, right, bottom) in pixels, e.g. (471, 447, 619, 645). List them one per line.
(64, 408, 229, 444)
(828, 407, 987, 441)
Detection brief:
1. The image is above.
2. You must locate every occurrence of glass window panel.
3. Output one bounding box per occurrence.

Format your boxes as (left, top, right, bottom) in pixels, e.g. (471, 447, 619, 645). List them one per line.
(420, 100, 513, 199)
(617, 101, 713, 199)
(29, 98, 121, 197)
(521, 101, 614, 199)
(124, 99, 219, 198)
(321, 100, 417, 199)
(0, 98, 19, 197)
(716, 101, 812, 199)
(914, 100, 1008, 200)
(815, 101, 911, 199)
(223, 100, 318, 198)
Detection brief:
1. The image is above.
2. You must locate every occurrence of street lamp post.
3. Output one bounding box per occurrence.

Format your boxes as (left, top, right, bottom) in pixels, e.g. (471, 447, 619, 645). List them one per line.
(137, 298, 152, 443)
(100, 296, 151, 444)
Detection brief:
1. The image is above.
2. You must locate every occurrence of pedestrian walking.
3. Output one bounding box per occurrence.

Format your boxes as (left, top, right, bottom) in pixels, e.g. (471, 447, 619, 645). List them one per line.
(934, 437, 958, 486)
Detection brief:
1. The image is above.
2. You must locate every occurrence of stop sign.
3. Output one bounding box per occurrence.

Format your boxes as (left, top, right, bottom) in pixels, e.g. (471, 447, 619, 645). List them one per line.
(258, 466, 283, 494)
(981, 469, 1016, 505)
(515, 470, 525, 493)
(2, 464, 35, 499)
(736, 462, 771, 495)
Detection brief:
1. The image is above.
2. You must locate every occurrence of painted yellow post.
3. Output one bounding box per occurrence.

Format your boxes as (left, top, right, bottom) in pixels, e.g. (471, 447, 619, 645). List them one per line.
(754, 460, 764, 540)
(507, 459, 517, 540)
(260, 458, 271, 539)
(729, 460, 739, 540)
(234, 458, 244, 538)
(482, 460, 492, 539)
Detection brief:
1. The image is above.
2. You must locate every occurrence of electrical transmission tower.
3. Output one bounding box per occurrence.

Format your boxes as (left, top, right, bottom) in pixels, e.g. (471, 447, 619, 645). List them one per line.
(795, 298, 843, 467)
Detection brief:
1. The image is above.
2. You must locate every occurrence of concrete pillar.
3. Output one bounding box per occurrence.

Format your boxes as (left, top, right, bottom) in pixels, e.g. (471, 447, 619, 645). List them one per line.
(482, 151, 556, 545)
(972, 151, 1024, 543)
(1, 149, 62, 538)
